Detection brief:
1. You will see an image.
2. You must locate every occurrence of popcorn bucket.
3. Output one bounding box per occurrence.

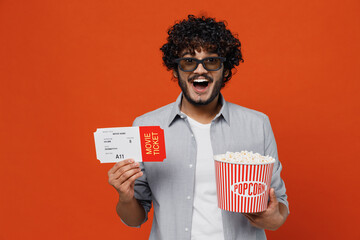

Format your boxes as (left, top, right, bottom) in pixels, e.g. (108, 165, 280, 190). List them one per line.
(214, 154, 274, 213)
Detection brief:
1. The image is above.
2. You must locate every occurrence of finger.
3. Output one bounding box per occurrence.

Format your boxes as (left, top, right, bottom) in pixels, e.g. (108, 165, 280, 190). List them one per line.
(268, 188, 278, 205)
(243, 212, 260, 218)
(112, 162, 140, 180)
(117, 167, 142, 185)
(108, 165, 141, 189)
(121, 170, 143, 189)
(242, 213, 256, 223)
(265, 188, 279, 212)
(108, 159, 134, 175)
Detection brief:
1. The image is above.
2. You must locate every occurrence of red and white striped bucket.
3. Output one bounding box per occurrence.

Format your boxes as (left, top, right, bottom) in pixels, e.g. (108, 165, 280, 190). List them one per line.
(214, 156, 274, 213)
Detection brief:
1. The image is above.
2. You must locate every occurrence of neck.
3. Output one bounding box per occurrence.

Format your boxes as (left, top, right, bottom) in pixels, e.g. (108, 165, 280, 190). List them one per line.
(180, 94, 222, 124)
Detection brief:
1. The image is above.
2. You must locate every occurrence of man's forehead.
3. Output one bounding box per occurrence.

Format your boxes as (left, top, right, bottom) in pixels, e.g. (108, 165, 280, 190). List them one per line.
(180, 48, 218, 57)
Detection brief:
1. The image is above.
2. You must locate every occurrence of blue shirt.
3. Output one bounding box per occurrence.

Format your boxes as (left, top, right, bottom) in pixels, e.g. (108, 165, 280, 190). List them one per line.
(131, 93, 289, 240)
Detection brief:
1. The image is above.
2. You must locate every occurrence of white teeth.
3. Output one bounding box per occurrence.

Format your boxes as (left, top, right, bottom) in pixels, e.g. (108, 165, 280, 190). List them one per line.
(193, 79, 208, 83)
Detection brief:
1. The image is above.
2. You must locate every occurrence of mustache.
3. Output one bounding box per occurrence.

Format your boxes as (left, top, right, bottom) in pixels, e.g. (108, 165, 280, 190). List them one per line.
(188, 74, 213, 83)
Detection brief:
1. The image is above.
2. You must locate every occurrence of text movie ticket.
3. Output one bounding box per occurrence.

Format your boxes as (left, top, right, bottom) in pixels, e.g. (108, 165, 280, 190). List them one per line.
(94, 126, 166, 163)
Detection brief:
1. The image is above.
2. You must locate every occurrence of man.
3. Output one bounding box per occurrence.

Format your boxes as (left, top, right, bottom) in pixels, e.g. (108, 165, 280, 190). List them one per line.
(108, 15, 289, 239)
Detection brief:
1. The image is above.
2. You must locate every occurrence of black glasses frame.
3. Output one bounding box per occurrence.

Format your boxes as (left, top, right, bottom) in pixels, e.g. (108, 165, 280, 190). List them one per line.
(174, 57, 226, 72)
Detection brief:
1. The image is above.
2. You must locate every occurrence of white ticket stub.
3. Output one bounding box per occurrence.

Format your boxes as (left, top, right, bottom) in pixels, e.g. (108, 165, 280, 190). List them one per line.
(94, 126, 166, 163)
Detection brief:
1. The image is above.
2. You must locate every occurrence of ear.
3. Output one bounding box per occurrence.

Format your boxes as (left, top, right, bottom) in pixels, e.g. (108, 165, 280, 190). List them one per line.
(224, 69, 230, 78)
(173, 70, 178, 78)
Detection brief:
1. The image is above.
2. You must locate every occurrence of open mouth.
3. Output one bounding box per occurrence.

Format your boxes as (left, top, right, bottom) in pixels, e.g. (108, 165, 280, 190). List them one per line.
(192, 79, 209, 92)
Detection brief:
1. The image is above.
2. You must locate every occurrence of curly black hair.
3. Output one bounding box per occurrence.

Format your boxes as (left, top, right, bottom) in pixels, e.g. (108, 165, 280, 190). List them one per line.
(160, 15, 244, 86)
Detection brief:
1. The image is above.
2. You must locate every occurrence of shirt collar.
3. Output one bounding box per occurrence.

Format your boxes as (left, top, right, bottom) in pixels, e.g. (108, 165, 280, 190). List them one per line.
(167, 92, 230, 126)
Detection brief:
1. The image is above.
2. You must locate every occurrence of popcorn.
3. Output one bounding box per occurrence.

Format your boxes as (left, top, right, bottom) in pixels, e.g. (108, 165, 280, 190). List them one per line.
(215, 151, 275, 164)
(213, 151, 276, 213)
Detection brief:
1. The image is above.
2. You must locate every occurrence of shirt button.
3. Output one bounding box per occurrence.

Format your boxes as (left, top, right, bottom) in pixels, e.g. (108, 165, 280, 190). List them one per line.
(191, 134, 194, 137)
(185, 228, 189, 232)
(189, 164, 193, 168)
(187, 196, 191, 200)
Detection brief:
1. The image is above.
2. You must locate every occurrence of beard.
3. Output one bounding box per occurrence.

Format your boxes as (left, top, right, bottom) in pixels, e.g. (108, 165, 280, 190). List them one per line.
(178, 73, 224, 106)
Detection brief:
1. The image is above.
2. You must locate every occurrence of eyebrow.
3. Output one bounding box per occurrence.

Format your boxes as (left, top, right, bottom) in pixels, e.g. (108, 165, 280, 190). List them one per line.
(180, 52, 191, 57)
(180, 52, 219, 57)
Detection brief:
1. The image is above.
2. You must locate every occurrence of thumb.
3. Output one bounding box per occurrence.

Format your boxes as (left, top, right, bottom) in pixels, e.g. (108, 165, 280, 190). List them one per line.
(268, 188, 278, 206)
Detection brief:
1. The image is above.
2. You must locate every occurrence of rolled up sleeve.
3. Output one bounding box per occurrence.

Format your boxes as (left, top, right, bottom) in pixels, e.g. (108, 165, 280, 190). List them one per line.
(123, 117, 152, 226)
(263, 115, 289, 213)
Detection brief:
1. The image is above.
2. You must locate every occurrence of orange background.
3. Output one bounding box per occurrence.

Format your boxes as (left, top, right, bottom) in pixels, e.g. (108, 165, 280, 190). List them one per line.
(1, 0, 359, 239)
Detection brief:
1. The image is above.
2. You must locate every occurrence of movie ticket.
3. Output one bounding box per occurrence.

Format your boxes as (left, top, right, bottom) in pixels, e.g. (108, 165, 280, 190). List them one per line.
(94, 126, 166, 163)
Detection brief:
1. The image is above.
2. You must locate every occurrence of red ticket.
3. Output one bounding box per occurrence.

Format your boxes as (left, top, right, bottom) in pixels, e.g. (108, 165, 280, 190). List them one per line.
(94, 126, 166, 163)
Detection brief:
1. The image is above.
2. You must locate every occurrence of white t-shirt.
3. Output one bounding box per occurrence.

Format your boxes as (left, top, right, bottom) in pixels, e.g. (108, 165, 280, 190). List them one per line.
(187, 116, 224, 240)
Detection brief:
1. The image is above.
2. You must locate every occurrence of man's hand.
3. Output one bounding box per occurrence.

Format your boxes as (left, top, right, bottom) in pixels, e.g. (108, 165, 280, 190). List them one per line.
(108, 159, 143, 203)
(108, 159, 146, 226)
(242, 188, 288, 231)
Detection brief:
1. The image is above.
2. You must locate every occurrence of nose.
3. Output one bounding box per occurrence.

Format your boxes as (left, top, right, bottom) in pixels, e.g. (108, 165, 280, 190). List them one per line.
(193, 61, 208, 74)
